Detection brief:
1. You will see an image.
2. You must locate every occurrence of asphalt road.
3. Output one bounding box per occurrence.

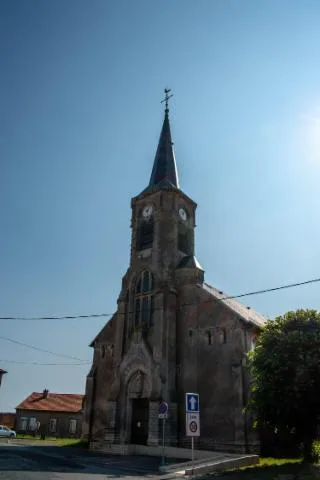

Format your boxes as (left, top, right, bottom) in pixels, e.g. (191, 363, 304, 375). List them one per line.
(0, 444, 181, 480)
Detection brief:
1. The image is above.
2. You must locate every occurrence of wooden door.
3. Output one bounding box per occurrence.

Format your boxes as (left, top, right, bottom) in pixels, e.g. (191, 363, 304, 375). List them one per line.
(131, 398, 149, 445)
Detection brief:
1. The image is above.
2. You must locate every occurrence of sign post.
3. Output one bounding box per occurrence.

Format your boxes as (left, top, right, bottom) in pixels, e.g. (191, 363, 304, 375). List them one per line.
(158, 401, 168, 466)
(185, 393, 200, 476)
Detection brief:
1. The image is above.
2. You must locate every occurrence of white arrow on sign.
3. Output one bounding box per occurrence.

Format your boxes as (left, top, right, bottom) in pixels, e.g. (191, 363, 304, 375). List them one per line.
(189, 396, 196, 410)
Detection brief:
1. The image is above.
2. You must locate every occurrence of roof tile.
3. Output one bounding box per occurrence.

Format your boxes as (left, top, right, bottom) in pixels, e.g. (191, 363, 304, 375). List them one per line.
(16, 392, 84, 413)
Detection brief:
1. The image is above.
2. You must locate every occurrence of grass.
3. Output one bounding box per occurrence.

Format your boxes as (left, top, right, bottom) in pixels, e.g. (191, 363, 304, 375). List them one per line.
(210, 457, 320, 479)
(15, 435, 88, 448)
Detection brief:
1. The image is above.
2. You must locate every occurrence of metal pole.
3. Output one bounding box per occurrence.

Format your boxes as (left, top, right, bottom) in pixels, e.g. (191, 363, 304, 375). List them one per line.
(191, 436, 194, 475)
(162, 418, 165, 466)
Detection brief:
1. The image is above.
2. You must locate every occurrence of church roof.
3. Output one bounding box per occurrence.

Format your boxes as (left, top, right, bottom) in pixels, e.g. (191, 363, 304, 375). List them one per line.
(177, 255, 204, 271)
(89, 314, 116, 347)
(203, 283, 266, 328)
(143, 107, 179, 194)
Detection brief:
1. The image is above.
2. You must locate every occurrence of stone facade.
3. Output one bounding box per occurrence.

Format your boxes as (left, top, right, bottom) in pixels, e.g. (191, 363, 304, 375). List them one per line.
(83, 104, 266, 453)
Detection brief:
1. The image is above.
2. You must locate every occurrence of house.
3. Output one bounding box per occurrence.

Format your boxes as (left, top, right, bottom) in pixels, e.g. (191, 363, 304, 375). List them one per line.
(16, 389, 85, 437)
(0, 413, 16, 429)
(83, 93, 266, 453)
(0, 369, 7, 387)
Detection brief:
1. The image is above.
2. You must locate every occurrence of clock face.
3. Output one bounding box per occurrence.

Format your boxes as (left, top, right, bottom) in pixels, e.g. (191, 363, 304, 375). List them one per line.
(142, 204, 153, 219)
(179, 207, 188, 221)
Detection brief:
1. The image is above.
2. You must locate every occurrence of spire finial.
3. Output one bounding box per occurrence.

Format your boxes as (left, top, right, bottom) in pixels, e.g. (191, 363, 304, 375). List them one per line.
(161, 88, 173, 113)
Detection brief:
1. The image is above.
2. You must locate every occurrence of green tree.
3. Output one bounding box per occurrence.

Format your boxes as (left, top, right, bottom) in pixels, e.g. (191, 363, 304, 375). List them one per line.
(247, 309, 320, 463)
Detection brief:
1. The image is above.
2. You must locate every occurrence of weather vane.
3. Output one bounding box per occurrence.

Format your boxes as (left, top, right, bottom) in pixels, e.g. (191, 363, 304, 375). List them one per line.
(161, 88, 173, 111)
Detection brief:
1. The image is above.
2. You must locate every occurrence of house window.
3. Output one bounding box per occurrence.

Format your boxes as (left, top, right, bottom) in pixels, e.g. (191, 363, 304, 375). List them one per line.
(101, 345, 106, 358)
(134, 271, 154, 330)
(19, 417, 28, 431)
(207, 330, 212, 345)
(49, 418, 57, 433)
(29, 417, 37, 432)
(69, 419, 77, 434)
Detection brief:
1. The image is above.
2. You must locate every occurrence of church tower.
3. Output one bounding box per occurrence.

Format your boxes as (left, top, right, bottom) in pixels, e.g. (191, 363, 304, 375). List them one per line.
(129, 90, 201, 278)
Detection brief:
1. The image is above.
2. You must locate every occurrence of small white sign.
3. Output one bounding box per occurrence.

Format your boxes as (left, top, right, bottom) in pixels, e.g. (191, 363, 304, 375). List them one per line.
(186, 412, 200, 437)
(158, 413, 168, 419)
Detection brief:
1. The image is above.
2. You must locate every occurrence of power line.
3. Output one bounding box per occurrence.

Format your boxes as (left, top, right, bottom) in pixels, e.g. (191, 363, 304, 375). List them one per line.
(0, 313, 108, 321)
(0, 276, 318, 367)
(0, 359, 90, 366)
(0, 276, 319, 322)
(222, 277, 320, 300)
(0, 335, 89, 362)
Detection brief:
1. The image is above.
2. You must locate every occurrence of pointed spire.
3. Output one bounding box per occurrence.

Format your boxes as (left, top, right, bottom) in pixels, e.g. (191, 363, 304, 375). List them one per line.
(148, 89, 180, 190)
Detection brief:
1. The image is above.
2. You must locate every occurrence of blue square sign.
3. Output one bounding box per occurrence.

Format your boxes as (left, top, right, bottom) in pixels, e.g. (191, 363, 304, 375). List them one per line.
(186, 392, 200, 413)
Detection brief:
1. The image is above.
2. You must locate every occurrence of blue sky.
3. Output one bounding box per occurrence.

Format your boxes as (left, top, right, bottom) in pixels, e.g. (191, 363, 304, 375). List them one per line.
(1, 0, 319, 412)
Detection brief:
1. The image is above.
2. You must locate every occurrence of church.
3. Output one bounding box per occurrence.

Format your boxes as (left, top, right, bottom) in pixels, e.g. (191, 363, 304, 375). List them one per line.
(83, 92, 266, 454)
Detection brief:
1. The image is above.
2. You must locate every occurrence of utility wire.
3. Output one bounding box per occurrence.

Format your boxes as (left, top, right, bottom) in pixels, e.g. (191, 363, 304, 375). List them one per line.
(0, 359, 91, 366)
(0, 276, 319, 321)
(0, 276, 318, 367)
(0, 335, 89, 362)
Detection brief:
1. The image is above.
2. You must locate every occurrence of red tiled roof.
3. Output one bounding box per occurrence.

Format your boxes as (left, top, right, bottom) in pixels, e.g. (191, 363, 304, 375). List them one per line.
(16, 392, 84, 413)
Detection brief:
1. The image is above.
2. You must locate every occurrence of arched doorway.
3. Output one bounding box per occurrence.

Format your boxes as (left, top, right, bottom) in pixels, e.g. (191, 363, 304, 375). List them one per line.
(127, 370, 149, 445)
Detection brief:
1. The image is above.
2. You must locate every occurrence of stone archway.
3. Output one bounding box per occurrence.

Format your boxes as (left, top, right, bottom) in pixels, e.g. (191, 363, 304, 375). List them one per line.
(121, 367, 152, 445)
(128, 371, 148, 444)
(127, 370, 144, 397)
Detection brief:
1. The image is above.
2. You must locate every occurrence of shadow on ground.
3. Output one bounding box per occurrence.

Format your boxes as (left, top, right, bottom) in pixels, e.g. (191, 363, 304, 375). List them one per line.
(0, 445, 174, 477)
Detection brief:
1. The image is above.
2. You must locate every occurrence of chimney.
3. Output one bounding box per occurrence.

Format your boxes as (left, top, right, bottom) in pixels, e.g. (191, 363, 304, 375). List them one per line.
(43, 388, 49, 399)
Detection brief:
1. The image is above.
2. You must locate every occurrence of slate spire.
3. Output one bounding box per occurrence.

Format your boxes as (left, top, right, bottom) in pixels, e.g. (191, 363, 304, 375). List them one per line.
(148, 89, 180, 190)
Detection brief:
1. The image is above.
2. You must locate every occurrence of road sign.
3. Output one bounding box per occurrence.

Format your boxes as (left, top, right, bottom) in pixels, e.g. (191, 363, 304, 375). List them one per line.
(159, 401, 168, 415)
(158, 402, 168, 466)
(186, 412, 200, 437)
(185, 392, 200, 413)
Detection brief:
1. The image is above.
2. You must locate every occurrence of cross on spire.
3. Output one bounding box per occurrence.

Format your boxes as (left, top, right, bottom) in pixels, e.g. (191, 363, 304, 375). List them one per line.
(161, 88, 173, 112)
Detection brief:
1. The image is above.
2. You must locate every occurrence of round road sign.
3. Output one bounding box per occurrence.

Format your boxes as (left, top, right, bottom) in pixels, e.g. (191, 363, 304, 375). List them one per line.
(189, 421, 198, 433)
(159, 401, 168, 415)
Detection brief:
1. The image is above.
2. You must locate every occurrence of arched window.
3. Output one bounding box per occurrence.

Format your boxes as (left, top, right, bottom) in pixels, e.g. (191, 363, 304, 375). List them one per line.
(219, 328, 227, 344)
(134, 271, 154, 330)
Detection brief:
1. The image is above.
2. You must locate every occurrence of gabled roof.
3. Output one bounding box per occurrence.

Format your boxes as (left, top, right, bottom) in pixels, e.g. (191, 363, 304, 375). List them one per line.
(89, 314, 116, 347)
(203, 283, 266, 328)
(16, 392, 84, 413)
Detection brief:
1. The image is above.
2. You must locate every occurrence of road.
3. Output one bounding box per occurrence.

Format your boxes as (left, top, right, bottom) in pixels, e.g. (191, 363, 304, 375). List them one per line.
(0, 443, 184, 480)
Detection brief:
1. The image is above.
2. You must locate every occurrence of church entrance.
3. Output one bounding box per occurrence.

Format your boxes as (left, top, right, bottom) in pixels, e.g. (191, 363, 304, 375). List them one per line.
(131, 398, 149, 445)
